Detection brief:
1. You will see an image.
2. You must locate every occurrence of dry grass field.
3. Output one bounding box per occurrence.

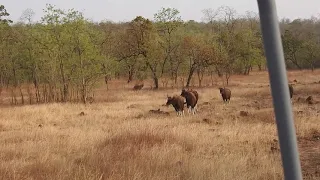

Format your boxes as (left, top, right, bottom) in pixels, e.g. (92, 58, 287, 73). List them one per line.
(0, 70, 319, 180)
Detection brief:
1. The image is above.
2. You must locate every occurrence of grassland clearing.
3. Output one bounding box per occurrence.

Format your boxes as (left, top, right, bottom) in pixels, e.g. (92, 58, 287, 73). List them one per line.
(0, 70, 319, 180)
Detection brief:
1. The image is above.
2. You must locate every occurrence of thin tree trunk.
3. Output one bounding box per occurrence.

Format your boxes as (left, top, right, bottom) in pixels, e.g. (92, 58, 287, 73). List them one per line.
(19, 86, 24, 105)
(186, 67, 196, 88)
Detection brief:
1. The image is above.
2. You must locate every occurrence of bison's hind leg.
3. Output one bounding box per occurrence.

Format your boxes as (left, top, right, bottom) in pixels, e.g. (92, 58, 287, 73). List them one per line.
(191, 107, 196, 115)
(176, 110, 184, 116)
(194, 104, 198, 112)
(187, 106, 192, 114)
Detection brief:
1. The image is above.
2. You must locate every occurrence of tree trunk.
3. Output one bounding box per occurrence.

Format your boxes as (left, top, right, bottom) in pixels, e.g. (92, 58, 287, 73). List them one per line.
(153, 76, 159, 89)
(290, 54, 302, 70)
(146, 62, 159, 89)
(128, 70, 133, 83)
(78, 47, 87, 104)
(81, 83, 87, 104)
(114, 72, 119, 79)
(19, 86, 24, 105)
(150, 68, 159, 89)
(197, 68, 204, 87)
(63, 84, 68, 102)
(59, 60, 68, 102)
(33, 75, 41, 103)
(210, 71, 215, 86)
(0, 73, 3, 92)
(215, 67, 223, 77)
(225, 73, 231, 85)
(243, 66, 250, 75)
(48, 83, 55, 103)
(27, 85, 33, 105)
(174, 74, 178, 85)
(186, 67, 196, 88)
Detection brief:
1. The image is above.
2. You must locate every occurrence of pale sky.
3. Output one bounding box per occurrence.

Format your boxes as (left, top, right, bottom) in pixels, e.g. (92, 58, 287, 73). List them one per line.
(2, 0, 320, 23)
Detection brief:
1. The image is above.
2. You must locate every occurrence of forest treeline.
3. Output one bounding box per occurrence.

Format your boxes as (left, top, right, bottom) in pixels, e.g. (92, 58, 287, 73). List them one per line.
(0, 4, 320, 104)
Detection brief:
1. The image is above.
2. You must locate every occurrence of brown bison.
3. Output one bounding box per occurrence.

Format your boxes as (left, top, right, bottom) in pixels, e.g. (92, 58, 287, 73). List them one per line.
(288, 84, 293, 99)
(188, 89, 199, 112)
(180, 89, 197, 115)
(219, 87, 231, 103)
(166, 95, 185, 116)
(188, 89, 199, 104)
(181, 88, 199, 113)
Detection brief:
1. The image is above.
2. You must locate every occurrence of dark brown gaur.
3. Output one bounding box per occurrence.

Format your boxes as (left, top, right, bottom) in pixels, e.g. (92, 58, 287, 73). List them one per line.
(182, 88, 199, 113)
(165, 95, 185, 116)
(180, 89, 197, 115)
(188, 89, 199, 105)
(219, 87, 231, 103)
(288, 84, 293, 99)
(189, 89, 199, 112)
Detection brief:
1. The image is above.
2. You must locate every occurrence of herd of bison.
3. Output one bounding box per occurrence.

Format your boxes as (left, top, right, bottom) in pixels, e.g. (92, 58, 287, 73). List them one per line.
(163, 84, 294, 116)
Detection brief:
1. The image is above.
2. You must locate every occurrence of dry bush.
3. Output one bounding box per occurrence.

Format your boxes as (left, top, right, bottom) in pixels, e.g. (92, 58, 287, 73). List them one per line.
(243, 109, 276, 124)
(133, 83, 144, 90)
(237, 87, 271, 99)
(294, 84, 320, 98)
(75, 131, 193, 179)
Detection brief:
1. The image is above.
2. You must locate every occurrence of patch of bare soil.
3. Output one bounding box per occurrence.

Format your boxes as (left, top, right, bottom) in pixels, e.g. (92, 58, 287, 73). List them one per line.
(148, 109, 170, 116)
(134, 109, 170, 119)
(268, 135, 320, 179)
(240, 98, 273, 110)
(298, 130, 320, 179)
(127, 104, 143, 109)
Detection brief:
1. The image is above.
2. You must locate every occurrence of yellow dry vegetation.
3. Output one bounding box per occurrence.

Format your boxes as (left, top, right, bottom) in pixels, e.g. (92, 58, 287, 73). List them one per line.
(0, 70, 319, 180)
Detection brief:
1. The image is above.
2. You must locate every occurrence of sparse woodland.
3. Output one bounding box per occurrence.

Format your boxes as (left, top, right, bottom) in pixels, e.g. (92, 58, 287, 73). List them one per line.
(0, 4, 320, 105)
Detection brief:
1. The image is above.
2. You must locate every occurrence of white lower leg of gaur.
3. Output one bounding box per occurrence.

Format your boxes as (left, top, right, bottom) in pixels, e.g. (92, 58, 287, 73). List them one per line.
(193, 104, 197, 113)
(191, 108, 196, 115)
(187, 106, 191, 114)
(177, 110, 184, 116)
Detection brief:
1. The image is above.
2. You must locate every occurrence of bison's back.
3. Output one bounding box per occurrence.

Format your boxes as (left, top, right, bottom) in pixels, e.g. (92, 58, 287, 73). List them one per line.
(172, 95, 185, 110)
(224, 88, 231, 97)
(185, 91, 197, 107)
(190, 90, 199, 103)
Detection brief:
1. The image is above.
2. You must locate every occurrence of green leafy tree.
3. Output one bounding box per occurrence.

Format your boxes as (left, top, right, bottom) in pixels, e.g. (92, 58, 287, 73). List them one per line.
(154, 7, 184, 84)
(282, 29, 303, 69)
(181, 34, 216, 87)
(301, 32, 320, 71)
(116, 16, 162, 89)
(0, 5, 13, 24)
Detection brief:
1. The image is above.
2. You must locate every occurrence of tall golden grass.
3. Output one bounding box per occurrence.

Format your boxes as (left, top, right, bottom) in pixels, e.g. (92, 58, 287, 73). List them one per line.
(0, 70, 319, 180)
